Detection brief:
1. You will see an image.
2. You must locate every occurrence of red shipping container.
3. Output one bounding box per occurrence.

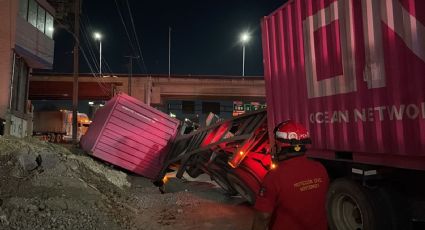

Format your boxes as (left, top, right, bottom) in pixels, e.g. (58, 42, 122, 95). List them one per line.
(80, 93, 180, 179)
(262, 0, 425, 170)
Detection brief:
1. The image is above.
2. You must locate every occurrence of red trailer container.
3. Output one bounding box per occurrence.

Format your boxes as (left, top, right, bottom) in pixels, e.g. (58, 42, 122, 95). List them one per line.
(262, 0, 425, 170)
(80, 93, 180, 179)
(262, 0, 425, 228)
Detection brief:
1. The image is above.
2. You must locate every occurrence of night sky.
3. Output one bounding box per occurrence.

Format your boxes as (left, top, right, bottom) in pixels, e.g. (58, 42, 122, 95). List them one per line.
(53, 0, 286, 76)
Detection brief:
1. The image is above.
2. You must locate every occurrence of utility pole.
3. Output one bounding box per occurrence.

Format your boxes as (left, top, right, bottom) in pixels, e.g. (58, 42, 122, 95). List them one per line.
(72, 0, 80, 145)
(168, 27, 171, 79)
(242, 44, 245, 77)
(125, 56, 139, 96)
(240, 32, 250, 78)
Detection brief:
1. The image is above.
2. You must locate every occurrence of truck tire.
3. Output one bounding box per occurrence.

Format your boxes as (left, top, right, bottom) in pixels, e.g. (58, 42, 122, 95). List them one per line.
(55, 134, 63, 143)
(327, 178, 397, 230)
(210, 170, 237, 196)
(48, 134, 55, 143)
(227, 167, 260, 205)
(186, 165, 203, 178)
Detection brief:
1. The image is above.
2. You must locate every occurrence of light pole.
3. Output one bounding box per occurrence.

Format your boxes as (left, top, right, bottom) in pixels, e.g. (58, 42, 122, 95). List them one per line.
(240, 32, 250, 77)
(94, 32, 102, 76)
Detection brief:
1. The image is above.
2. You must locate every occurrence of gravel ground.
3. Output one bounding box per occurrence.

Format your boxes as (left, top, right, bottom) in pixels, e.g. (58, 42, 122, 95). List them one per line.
(0, 137, 253, 230)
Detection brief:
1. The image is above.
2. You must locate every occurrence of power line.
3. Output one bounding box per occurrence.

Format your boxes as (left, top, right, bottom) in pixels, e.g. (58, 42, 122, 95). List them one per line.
(125, 0, 148, 74)
(52, 9, 112, 96)
(80, 17, 99, 72)
(81, 12, 114, 75)
(79, 17, 111, 94)
(113, 0, 140, 67)
(79, 11, 115, 95)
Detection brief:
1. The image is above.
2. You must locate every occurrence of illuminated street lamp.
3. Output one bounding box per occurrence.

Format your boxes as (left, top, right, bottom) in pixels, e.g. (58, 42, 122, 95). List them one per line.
(93, 32, 102, 76)
(240, 32, 250, 77)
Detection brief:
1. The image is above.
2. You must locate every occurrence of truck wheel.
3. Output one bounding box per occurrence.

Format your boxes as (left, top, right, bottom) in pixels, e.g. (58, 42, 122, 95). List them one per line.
(55, 134, 63, 143)
(186, 165, 203, 178)
(227, 168, 260, 205)
(327, 178, 386, 230)
(210, 170, 237, 196)
(48, 134, 55, 143)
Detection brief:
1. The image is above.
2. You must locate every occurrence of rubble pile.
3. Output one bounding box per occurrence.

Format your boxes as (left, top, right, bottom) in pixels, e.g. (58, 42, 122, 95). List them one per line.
(0, 137, 253, 230)
(0, 137, 137, 230)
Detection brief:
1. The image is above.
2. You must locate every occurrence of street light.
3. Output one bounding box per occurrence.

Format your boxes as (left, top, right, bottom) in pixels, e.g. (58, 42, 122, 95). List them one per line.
(240, 32, 250, 77)
(93, 32, 102, 76)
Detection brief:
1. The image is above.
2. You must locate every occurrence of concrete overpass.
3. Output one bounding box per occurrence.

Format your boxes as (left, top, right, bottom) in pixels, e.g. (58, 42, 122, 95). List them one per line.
(29, 73, 266, 105)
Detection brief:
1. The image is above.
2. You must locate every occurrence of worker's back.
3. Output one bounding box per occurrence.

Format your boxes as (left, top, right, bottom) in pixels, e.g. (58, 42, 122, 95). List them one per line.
(254, 155, 329, 230)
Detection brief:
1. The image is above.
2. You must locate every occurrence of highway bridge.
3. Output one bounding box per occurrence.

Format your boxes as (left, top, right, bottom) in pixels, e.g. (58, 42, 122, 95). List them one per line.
(29, 73, 266, 105)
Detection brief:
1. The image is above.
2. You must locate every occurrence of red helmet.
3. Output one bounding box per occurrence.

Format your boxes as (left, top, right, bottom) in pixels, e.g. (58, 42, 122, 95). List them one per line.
(274, 120, 311, 153)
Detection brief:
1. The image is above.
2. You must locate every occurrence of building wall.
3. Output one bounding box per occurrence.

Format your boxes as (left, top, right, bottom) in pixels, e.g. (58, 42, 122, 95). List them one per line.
(15, 16, 54, 68)
(15, 0, 55, 68)
(0, 0, 17, 120)
(0, 0, 55, 136)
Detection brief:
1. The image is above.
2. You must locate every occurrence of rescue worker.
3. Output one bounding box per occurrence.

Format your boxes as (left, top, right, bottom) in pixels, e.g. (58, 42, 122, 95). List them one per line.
(252, 120, 329, 230)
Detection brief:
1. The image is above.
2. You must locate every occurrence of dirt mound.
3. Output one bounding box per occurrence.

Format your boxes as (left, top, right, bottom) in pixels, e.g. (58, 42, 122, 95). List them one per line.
(0, 137, 135, 230)
(0, 137, 253, 230)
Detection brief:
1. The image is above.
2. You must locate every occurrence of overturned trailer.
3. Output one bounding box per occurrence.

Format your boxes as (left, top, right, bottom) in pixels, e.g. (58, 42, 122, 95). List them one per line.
(155, 108, 271, 203)
(80, 94, 180, 179)
(81, 93, 271, 203)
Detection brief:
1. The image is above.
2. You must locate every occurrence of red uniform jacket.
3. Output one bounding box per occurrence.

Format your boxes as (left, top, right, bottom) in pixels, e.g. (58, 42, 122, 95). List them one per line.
(254, 155, 329, 230)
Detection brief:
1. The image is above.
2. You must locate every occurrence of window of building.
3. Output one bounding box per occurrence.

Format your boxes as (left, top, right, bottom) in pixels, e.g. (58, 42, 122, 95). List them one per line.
(37, 5, 46, 33)
(182, 101, 195, 114)
(20, 0, 54, 38)
(45, 13, 54, 38)
(202, 102, 220, 115)
(11, 56, 29, 114)
(28, 0, 37, 27)
(19, 0, 28, 20)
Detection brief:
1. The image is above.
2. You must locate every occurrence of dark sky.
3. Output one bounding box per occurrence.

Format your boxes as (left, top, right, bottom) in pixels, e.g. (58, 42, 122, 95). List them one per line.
(53, 0, 286, 76)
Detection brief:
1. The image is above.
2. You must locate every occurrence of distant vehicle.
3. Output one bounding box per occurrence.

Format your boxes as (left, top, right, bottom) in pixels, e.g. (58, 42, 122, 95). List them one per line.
(33, 110, 91, 143)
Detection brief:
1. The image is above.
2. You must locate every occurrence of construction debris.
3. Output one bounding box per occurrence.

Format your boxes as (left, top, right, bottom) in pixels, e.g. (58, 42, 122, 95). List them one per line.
(0, 137, 253, 230)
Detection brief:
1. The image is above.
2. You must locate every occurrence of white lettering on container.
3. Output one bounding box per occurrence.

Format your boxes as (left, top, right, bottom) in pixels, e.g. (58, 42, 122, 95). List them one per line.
(310, 103, 425, 124)
(121, 106, 155, 123)
(316, 112, 324, 124)
(303, 0, 357, 98)
(330, 111, 349, 123)
(406, 104, 419, 119)
(354, 109, 366, 122)
(368, 108, 375, 121)
(304, 0, 425, 97)
(388, 105, 405, 120)
(374, 106, 386, 121)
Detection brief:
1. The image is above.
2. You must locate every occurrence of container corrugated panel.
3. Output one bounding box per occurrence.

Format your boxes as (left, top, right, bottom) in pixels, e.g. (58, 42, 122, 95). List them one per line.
(80, 93, 180, 179)
(262, 0, 425, 170)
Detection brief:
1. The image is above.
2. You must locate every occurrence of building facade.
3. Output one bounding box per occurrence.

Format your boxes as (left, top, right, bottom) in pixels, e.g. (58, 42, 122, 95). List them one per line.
(0, 0, 55, 137)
